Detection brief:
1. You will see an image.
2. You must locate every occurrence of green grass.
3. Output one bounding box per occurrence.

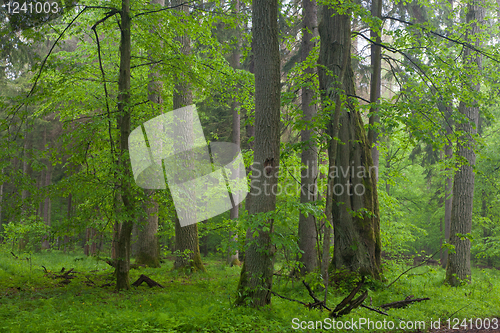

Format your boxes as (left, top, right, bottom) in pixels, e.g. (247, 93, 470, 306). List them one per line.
(0, 249, 499, 332)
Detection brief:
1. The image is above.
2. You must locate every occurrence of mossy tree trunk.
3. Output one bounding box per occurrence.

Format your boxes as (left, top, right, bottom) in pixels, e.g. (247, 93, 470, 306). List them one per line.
(297, 0, 319, 275)
(318, 5, 381, 280)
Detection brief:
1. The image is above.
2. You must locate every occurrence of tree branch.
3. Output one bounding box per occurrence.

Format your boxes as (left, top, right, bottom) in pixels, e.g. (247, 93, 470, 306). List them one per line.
(382, 16, 499, 63)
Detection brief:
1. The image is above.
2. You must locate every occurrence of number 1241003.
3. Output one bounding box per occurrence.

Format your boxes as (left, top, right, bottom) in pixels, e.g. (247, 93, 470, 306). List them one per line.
(5, 1, 59, 14)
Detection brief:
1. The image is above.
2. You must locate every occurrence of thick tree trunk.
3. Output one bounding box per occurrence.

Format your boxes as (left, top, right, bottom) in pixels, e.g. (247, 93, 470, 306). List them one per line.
(174, 218, 205, 271)
(445, 1, 483, 286)
(241, 54, 256, 264)
(136, 190, 160, 267)
(115, 0, 135, 291)
(297, 0, 318, 275)
(171, 107, 205, 271)
(235, 0, 280, 307)
(135, 0, 163, 267)
(368, 0, 382, 179)
(318, 6, 381, 280)
(172, 0, 205, 272)
(228, 0, 241, 266)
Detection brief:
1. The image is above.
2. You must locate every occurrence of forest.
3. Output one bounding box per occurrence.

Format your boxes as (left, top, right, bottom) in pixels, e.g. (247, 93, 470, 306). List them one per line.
(0, 0, 500, 331)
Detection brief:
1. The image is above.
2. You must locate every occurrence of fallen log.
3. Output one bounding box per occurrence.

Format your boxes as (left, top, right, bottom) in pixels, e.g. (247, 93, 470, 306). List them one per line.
(330, 277, 367, 318)
(55, 268, 75, 279)
(302, 281, 331, 311)
(360, 304, 389, 316)
(132, 274, 164, 288)
(380, 297, 430, 309)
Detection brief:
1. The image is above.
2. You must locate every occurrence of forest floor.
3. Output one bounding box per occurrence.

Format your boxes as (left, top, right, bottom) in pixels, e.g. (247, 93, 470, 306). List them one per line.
(0, 248, 499, 332)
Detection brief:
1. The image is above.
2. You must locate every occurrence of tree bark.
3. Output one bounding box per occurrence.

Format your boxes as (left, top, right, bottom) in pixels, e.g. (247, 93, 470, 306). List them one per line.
(19, 138, 29, 251)
(135, 0, 164, 267)
(228, 0, 241, 266)
(63, 193, 72, 252)
(136, 190, 160, 267)
(242, 54, 256, 263)
(171, 0, 205, 272)
(235, 0, 280, 307)
(41, 160, 52, 250)
(445, 0, 484, 286)
(318, 5, 381, 280)
(115, 0, 135, 291)
(297, 0, 318, 275)
(441, 109, 453, 268)
(368, 0, 382, 180)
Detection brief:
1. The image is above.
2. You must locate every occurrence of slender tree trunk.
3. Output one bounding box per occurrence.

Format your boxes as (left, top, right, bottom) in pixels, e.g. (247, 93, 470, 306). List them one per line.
(171, 0, 205, 272)
(297, 0, 318, 275)
(63, 193, 72, 252)
(90, 228, 97, 255)
(19, 139, 29, 251)
(441, 110, 453, 268)
(111, 215, 121, 260)
(115, 0, 135, 291)
(446, 0, 483, 286)
(84, 224, 97, 256)
(41, 162, 52, 250)
(235, 0, 280, 307)
(318, 5, 381, 280)
(84, 228, 91, 256)
(228, 0, 241, 266)
(481, 191, 492, 266)
(368, 0, 382, 180)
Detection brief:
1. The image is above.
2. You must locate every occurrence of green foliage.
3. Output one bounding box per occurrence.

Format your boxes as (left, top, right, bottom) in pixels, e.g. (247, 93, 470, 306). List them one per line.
(7, 250, 500, 332)
(3, 216, 50, 253)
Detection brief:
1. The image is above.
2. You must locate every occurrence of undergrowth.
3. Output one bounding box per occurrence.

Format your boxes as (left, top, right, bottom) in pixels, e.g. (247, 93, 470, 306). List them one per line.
(0, 249, 499, 332)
